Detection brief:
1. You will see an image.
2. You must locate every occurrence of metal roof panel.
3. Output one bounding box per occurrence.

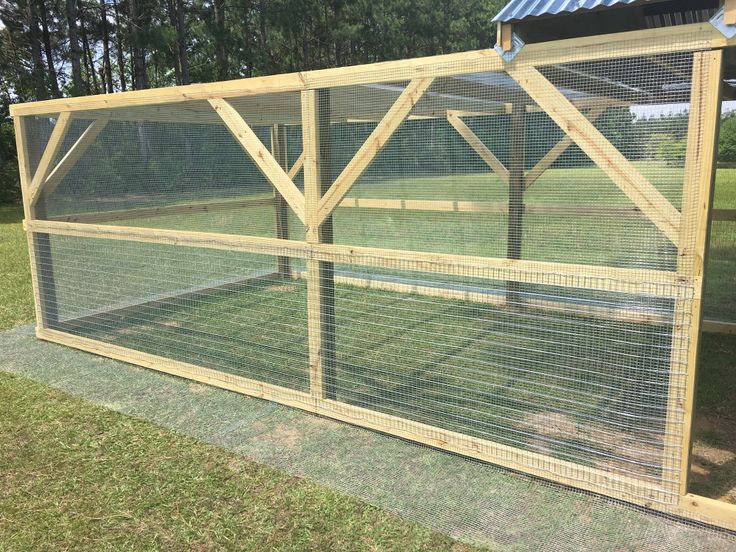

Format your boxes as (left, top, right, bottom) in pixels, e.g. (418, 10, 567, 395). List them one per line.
(493, 0, 652, 23)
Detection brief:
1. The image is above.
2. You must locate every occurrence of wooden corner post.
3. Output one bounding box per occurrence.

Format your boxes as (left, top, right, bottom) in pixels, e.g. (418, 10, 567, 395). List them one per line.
(667, 49, 724, 500)
(270, 124, 291, 278)
(302, 88, 337, 400)
(15, 115, 68, 331)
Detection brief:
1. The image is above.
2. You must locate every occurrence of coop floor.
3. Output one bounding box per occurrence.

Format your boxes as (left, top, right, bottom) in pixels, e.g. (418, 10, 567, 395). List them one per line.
(1, 325, 735, 551)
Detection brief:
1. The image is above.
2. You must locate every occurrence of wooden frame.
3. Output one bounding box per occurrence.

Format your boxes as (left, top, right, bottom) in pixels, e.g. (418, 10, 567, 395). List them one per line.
(12, 21, 736, 532)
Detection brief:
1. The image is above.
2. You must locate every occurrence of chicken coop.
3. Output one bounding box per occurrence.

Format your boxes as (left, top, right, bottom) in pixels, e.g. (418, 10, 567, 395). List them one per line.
(11, 0, 736, 532)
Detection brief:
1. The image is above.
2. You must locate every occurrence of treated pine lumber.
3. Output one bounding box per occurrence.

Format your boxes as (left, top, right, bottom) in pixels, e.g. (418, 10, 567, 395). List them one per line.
(271, 124, 292, 278)
(702, 319, 736, 334)
(10, 23, 727, 120)
(678, 494, 736, 532)
(497, 22, 513, 52)
(36, 326, 672, 509)
(287, 151, 305, 179)
(446, 112, 509, 184)
(669, 50, 723, 497)
(42, 118, 109, 198)
(47, 196, 276, 224)
(209, 98, 306, 224)
(26, 219, 687, 298)
(316, 78, 434, 225)
(524, 104, 608, 189)
(28, 112, 73, 208)
(506, 65, 681, 245)
(291, 271, 669, 325)
(302, 88, 337, 400)
(14, 116, 48, 329)
(726, 0, 736, 26)
(506, 102, 525, 304)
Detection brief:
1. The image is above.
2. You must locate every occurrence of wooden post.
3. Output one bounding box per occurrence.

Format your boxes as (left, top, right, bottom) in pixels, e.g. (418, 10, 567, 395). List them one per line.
(302, 89, 337, 400)
(506, 102, 525, 304)
(15, 116, 60, 330)
(270, 124, 291, 278)
(665, 50, 723, 498)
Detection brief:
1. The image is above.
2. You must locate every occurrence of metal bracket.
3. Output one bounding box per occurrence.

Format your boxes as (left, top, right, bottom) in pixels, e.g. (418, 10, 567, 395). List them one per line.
(710, 6, 736, 39)
(495, 33, 525, 63)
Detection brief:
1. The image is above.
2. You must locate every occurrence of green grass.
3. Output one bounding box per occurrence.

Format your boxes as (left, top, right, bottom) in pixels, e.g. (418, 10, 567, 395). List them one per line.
(0, 370, 475, 551)
(0, 206, 33, 330)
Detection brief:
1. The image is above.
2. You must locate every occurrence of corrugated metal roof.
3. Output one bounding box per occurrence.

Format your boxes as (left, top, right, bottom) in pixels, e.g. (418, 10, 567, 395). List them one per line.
(493, 0, 652, 23)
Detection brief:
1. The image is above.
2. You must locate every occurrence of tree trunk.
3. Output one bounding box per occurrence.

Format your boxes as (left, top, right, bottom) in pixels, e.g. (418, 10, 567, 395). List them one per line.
(66, 0, 84, 95)
(111, 0, 127, 91)
(38, 0, 61, 98)
(128, 0, 148, 89)
(78, 0, 100, 94)
(26, 0, 48, 100)
(99, 0, 114, 92)
(214, 0, 227, 80)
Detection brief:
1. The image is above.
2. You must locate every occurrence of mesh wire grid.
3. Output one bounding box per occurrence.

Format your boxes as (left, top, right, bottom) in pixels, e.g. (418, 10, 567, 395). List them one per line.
(17, 32, 735, 539)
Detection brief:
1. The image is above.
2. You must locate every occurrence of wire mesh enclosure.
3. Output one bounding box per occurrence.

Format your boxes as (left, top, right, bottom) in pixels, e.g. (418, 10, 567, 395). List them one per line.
(11, 23, 735, 531)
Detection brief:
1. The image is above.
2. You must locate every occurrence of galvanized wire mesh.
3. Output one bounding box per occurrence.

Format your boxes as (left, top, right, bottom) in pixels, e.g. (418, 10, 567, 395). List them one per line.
(19, 37, 731, 534)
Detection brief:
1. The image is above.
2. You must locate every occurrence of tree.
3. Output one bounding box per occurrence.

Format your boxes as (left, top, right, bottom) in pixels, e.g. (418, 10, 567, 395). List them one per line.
(719, 113, 736, 163)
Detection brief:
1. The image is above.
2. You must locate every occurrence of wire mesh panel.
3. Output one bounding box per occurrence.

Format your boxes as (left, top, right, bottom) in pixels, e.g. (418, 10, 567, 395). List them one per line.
(15, 29, 730, 529)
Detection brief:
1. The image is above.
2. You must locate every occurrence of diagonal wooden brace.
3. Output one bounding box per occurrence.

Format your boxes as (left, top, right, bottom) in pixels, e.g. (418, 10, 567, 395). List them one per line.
(28, 112, 73, 210)
(446, 110, 510, 185)
(210, 98, 306, 224)
(506, 65, 681, 244)
(315, 77, 434, 226)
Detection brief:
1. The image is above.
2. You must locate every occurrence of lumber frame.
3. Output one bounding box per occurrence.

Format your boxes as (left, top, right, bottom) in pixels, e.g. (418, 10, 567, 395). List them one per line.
(209, 98, 306, 223)
(446, 111, 509, 184)
(315, 78, 434, 225)
(665, 50, 723, 499)
(726, 0, 736, 26)
(271, 124, 292, 278)
(28, 112, 73, 208)
(505, 65, 681, 245)
(303, 89, 337, 400)
(13, 22, 736, 532)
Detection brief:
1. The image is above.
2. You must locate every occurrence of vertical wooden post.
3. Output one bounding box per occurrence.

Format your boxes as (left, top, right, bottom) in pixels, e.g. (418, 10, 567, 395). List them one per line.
(302, 89, 337, 400)
(506, 102, 525, 304)
(270, 124, 291, 278)
(663, 50, 723, 499)
(14, 116, 59, 330)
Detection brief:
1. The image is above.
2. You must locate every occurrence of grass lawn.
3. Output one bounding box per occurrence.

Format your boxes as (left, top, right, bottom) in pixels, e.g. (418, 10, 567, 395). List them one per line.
(0, 164, 734, 546)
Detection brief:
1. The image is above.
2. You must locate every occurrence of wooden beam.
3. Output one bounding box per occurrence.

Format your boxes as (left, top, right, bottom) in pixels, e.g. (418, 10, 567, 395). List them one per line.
(209, 98, 306, 224)
(725, 0, 736, 26)
(506, 65, 681, 245)
(28, 112, 73, 208)
(701, 319, 736, 334)
(711, 208, 736, 221)
(271, 124, 292, 278)
(25, 219, 687, 298)
(42, 118, 108, 199)
(446, 111, 509, 184)
(524, 105, 608, 189)
(287, 151, 305, 180)
(668, 50, 723, 497)
(506, 102, 525, 304)
(498, 22, 513, 52)
(47, 196, 275, 224)
(316, 78, 434, 225)
(302, 89, 337, 400)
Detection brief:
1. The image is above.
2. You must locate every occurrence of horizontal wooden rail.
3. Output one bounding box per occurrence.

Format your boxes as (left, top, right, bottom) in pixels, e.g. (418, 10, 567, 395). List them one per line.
(36, 327, 672, 508)
(9, 23, 725, 118)
(26, 219, 690, 298)
(701, 320, 736, 334)
(47, 196, 276, 224)
(291, 270, 671, 325)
